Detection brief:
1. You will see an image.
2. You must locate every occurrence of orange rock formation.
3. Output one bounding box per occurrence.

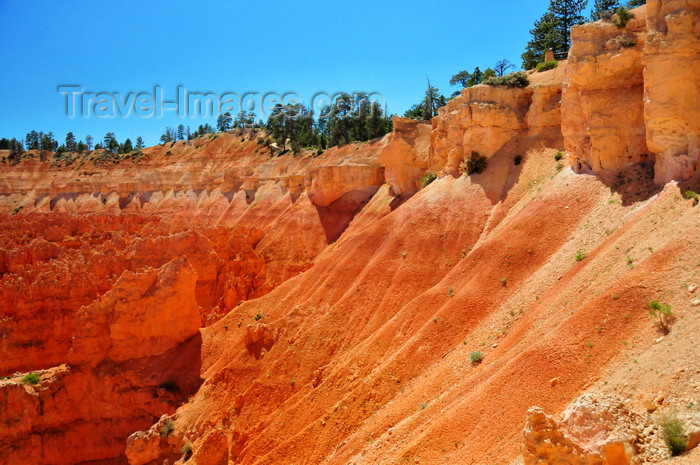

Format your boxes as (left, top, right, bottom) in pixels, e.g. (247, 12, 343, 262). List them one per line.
(1, 2, 699, 464)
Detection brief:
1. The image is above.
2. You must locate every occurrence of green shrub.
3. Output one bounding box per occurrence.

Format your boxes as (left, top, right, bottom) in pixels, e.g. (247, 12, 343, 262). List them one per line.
(470, 351, 483, 365)
(514, 154, 523, 166)
(484, 71, 529, 88)
(575, 249, 588, 262)
(661, 414, 687, 456)
(181, 440, 193, 460)
(421, 171, 438, 187)
(614, 7, 634, 28)
(685, 190, 699, 205)
(648, 300, 673, 333)
(21, 373, 40, 385)
(463, 152, 488, 175)
(254, 313, 264, 321)
(536, 60, 558, 72)
(160, 419, 175, 437)
(554, 151, 563, 161)
(158, 380, 180, 394)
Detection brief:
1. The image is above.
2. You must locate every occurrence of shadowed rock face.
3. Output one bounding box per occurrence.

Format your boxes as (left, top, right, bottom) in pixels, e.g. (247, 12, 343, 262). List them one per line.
(0, 259, 204, 465)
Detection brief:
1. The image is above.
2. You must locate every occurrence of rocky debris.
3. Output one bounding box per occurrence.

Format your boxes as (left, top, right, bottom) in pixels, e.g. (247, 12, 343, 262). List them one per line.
(245, 323, 279, 358)
(522, 393, 673, 465)
(687, 412, 700, 451)
(125, 415, 186, 465)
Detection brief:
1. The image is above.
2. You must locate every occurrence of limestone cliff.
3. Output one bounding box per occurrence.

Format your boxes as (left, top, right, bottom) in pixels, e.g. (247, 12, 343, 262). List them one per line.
(563, 2, 699, 183)
(430, 66, 565, 176)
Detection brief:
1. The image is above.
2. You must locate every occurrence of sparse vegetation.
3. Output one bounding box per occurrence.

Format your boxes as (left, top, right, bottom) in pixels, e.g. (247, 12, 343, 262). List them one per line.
(616, 32, 637, 48)
(554, 151, 563, 161)
(614, 6, 634, 28)
(181, 440, 193, 461)
(448, 287, 455, 297)
(254, 313, 264, 321)
(470, 351, 483, 365)
(462, 152, 488, 175)
(575, 249, 588, 261)
(158, 380, 180, 394)
(660, 414, 687, 456)
(536, 60, 559, 72)
(685, 190, 699, 205)
(160, 419, 175, 437)
(648, 300, 673, 334)
(421, 171, 438, 187)
(20, 373, 40, 385)
(484, 72, 529, 88)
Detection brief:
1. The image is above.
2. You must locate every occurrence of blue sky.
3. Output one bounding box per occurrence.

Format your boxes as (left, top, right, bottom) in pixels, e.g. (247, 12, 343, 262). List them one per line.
(0, 0, 592, 147)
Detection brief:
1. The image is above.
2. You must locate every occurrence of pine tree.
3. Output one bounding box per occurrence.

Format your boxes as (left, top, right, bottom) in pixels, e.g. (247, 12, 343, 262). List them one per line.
(177, 124, 185, 140)
(216, 112, 232, 132)
(40, 132, 57, 152)
(548, 0, 588, 51)
(422, 79, 443, 119)
(103, 132, 119, 153)
(159, 127, 176, 144)
(591, 0, 620, 20)
(85, 135, 93, 151)
(25, 131, 41, 150)
(65, 132, 77, 152)
(135, 136, 145, 150)
(467, 67, 483, 87)
(449, 70, 472, 88)
(626, 0, 645, 7)
(522, 11, 561, 69)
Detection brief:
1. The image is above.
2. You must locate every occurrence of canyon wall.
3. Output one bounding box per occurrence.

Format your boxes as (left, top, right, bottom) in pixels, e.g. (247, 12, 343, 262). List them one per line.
(430, 66, 566, 175)
(0, 133, 407, 464)
(563, 2, 699, 183)
(1, 1, 699, 464)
